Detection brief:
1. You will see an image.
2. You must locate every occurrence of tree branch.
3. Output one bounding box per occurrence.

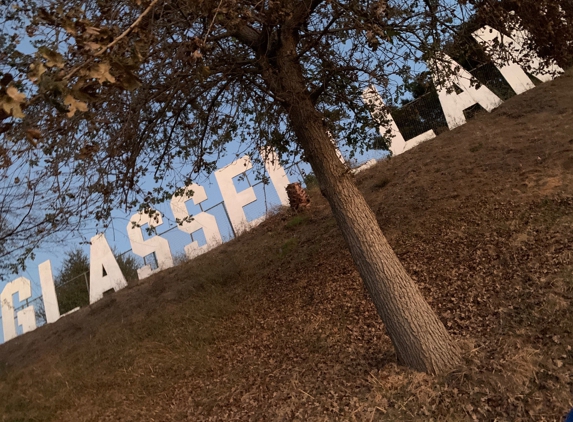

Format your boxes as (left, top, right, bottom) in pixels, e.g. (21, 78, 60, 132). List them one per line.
(232, 24, 263, 48)
(287, 0, 326, 31)
(64, 0, 161, 81)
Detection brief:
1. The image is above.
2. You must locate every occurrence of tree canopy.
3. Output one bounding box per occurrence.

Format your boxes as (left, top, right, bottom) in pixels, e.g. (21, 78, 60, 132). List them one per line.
(0, 0, 568, 269)
(2, 0, 464, 217)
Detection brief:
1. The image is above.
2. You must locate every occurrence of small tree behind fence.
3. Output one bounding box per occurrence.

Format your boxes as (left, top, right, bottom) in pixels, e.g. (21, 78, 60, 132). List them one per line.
(54, 249, 90, 315)
(53, 248, 141, 315)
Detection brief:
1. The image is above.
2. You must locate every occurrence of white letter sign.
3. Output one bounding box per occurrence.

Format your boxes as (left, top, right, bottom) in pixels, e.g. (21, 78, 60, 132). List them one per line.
(1, 277, 36, 342)
(214, 156, 264, 235)
(261, 148, 291, 206)
(171, 183, 223, 259)
(127, 210, 174, 279)
(363, 85, 436, 156)
(89, 233, 127, 303)
(433, 54, 503, 129)
(472, 25, 563, 92)
(39, 260, 60, 323)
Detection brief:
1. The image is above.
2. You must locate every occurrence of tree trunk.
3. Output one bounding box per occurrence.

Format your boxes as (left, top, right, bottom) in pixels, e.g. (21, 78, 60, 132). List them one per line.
(266, 30, 461, 375)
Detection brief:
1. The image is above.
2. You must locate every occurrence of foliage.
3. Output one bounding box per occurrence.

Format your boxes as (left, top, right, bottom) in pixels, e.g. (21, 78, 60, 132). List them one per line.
(302, 173, 318, 190)
(470, 0, 573, 68)
(0, 1, 88, 279)
(54, 249, 90, 314)
(115, 251, 141, 282)
(0, 0, 465, 231)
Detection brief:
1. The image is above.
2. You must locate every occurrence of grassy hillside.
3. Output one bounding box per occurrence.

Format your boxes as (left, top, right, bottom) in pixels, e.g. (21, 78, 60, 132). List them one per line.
(1, 71, 573, 421)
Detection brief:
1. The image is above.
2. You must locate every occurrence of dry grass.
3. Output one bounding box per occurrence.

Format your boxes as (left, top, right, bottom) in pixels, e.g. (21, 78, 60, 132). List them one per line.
(1, 71, 573, 421)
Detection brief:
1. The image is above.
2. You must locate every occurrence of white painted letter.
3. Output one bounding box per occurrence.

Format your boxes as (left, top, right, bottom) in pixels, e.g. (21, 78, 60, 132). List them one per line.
(127, 210, 174, 279)
(433, 54, 503, 129)
(171, 183, 223, 259)
(363, 85, 436, 156)
(472, 25, 562, 93)
(1, 277, 36, 342)
(261, 148, 291, 206)
(39, 260, 60, 323)
(89, 233, 128, 303)
(214, 156, 264, 235)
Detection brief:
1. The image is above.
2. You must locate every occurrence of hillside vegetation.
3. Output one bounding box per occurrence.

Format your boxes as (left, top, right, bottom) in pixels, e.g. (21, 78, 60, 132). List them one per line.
(1, 71, 573, 421)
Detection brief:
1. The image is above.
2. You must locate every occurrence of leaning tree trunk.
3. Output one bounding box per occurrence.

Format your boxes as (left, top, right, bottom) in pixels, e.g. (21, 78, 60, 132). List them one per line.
(292, 107, 461, 374)
(265, 31, 461, 375)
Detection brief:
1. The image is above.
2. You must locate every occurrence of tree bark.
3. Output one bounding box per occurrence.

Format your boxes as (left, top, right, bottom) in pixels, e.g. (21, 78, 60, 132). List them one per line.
(264, 28, 461, 374)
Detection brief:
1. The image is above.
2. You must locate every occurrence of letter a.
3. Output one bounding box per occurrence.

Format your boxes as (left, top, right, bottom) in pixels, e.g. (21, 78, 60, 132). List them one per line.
(89, 233, 127, 303)
(433, 54, 503, 130)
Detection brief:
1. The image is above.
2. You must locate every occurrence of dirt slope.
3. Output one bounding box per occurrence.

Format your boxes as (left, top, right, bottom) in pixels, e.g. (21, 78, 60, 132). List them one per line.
(1, 71, 573, 421)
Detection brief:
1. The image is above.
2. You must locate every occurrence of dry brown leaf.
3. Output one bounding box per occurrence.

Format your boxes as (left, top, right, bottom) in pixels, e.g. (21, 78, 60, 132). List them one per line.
(87, 63, 116, 84)
(39, 47, 64, 68)
(62, 19, 76, 36)
(0, 101, 22, 118)
(1, 87, 26, 118)
(29, 62, 47, 82)
(6, 86, 25, 103)
(85, 26, 101, 36)
(25, 128, 42, 140)
(85, 42, 103, 51)
(64, 94, 88, 117)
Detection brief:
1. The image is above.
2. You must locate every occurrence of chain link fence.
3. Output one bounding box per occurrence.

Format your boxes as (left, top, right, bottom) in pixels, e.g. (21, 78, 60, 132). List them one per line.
(391, 62, 522, 141)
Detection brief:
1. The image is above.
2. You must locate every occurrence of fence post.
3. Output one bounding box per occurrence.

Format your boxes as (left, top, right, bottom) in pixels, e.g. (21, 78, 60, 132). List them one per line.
(221, 202, 236, 239)
(83, 272, 89, 294)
